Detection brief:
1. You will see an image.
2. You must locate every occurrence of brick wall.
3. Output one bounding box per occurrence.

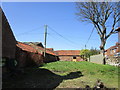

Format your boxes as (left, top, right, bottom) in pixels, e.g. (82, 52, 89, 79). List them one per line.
(44, 53, 59, 63)
(16, 47, 44, 68)
(58, 55, 82, 61)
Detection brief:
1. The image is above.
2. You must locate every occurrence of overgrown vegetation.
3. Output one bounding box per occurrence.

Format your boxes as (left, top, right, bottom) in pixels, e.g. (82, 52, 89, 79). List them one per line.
(41, 61, 119, 88)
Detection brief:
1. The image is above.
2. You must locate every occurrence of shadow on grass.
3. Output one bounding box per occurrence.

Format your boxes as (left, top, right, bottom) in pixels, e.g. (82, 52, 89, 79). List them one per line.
(2, 67, 83, 89)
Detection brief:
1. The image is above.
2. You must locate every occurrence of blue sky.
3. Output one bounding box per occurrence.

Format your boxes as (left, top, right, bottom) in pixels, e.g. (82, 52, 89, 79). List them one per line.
(1, 2, 118, 50)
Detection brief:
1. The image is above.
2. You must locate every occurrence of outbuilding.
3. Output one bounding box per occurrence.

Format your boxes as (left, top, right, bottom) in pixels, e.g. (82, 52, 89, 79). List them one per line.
(55, 50, 83, 61)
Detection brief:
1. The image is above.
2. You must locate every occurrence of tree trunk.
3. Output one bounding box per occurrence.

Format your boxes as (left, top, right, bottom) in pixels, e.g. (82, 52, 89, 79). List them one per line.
(100, 40, 106, 65)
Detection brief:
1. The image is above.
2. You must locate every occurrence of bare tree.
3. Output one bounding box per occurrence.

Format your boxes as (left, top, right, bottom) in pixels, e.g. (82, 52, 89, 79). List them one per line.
(76, 2, 120, 64)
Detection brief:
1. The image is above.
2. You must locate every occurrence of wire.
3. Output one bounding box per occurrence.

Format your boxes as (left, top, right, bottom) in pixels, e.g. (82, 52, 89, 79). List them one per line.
(85, 27, 95, 48)
(48, 25, 84, 48)
(16, 25, 44, 36)
(48, 26, 74, 43)
(48, 34, 79, 49)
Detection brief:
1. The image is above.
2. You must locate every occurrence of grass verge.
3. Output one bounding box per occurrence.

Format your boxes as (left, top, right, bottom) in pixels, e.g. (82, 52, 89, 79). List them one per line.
(40, 61, 119, 88)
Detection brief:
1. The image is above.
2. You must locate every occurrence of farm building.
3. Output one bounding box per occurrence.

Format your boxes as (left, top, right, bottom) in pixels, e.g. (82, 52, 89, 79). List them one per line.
(55, 50, 83, 61)
(16, 42, 44, 68)
(23, 42, 59, 63)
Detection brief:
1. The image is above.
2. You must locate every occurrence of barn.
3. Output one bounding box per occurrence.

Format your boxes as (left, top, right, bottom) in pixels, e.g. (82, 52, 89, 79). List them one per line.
(55, 50, 83, 61)
(16, 42, 44, 68)
(26, 42, 59, 63)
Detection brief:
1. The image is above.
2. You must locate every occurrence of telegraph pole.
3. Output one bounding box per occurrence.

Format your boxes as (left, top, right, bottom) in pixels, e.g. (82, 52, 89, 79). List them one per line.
(44, 25, 47, 57)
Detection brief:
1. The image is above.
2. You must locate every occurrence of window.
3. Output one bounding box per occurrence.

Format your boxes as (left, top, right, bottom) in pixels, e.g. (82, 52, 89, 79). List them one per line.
(73, 56, 76, 59)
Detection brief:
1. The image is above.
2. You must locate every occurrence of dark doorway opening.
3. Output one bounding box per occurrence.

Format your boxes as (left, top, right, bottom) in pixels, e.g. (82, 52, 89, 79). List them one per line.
(73, 56, 76, 59)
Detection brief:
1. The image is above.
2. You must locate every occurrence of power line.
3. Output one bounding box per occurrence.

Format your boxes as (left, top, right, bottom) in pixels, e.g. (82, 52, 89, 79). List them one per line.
(85, 27, 95, 49)
(16, 25, 44, 36)
(48, 26, 75, 43)
(16, 24, 87, 49)
(48, 25, 84, 49)
(48, 34, 79, 49)
(48, 25, 84, 47)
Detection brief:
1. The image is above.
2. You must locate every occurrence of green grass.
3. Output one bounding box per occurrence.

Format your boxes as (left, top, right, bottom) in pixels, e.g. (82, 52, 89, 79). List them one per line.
(40, 61, 119, 88)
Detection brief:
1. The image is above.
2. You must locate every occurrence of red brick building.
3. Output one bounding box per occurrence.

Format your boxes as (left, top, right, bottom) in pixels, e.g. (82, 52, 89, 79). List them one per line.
(16, 42, 44, 68)
(105, 42, 120, 56)
(105, 27, 120, 57)
(16, 42, 59, 68)
(55, 50, 83, 61)
(24, 42, 59, 63)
